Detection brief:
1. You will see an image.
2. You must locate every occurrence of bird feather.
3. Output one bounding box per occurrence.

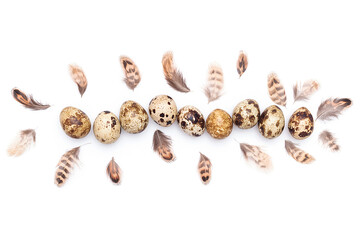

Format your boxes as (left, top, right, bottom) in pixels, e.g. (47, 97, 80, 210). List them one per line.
(106, 157, 121, 184)
(285, 140, 315, 164)
(319, 130, 340, 151)
(11, 88, 50, 110)
(152, 130, 175, 161)
(198, 153, 212, 184)
(267, 72, 287, 107)
(7, 129, 36, 157)
(69, 64, 88, 97)
(162, 52, 190, 93)
(316, 98, 352, 121)
(293, 80, 319, 103)
(120, 56, 141, 90)
(204, 64, 224, 103)
(54, 146, 81, 187)
(236, 51, 248, 78)
(239, 143, 272, 169)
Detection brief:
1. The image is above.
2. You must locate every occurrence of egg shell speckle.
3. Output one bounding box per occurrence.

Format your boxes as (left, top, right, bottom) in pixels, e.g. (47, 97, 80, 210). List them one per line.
(232, 99, 260, 129)
(59, 106, 91, 139)
(206, 109, 233, 139)
(177, 105, 205, 137)
(119, 100, 149, 134)
(258, 105, 285, 139)
(93, 111, 121, 144)
(149, 95, 177, 127)
(288, 107, 314, 140)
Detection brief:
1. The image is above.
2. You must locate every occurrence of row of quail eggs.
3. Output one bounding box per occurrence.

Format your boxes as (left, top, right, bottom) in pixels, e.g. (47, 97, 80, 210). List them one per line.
(59, 95, 314, 141)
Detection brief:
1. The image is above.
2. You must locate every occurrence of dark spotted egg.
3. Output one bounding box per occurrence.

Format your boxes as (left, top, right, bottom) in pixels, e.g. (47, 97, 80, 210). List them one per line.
(59, 106, 91, 139)
(149, 95, 177, 127)
(288, 107, 314, 140)
(232, 99, 260, 129)
(258, 105, 285, 139)
(177, 106, 205, 137)
(93, 111, 121, 144)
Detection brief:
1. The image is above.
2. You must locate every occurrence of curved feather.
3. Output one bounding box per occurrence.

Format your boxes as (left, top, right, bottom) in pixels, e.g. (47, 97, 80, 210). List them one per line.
(267, 72, 287, 107)
(285, 140, 314, 164)
(316, 98, 352, 121)
(239, 143, 272, 169)
(11, 88, 50, 110)
(162, 52, 190, 93)
(7, 129, 36, 157)
(152, 130, 175, 161)
(198, 153, 212, 184)
(293, 80, 319, 103)
(204, 64, 224, 103)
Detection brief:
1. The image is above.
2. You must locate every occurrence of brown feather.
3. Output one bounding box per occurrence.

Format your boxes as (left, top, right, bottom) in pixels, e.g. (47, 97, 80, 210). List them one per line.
(152, 130, 175, 162)
(120, 56, 141, 90)
(285, 140, 315, 164)
(198, 153, 212, 184)
(162, 52, 190, 93)
(267, 72, 287, 107)
(236, 51, 248, 77)
(204, 64, 224, 103)
(106, 157, 121, 184)
(319, 130, 340, 151)
(11, 88, 50, 110)
(316, 98, 352, 121)
(69, 64, 88, 97)
(293, 80, 319, 103)
(7, 129, 36, 157)
(239, 143, 272, 169)
(54, 146, 81, 187)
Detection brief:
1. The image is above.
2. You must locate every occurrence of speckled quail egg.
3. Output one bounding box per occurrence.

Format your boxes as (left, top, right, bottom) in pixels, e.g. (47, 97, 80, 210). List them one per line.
(206, 109, 233, 139)
(149, 95, 177, 127)
(177, 105, 205, 137)
(60, 106, 91, 139)
(258, 105, 285, 139)
(232, 99, 260, 129)
(288, 107, 314, 140)
(119, 100, 149, 134)
(93, 111, 121, 144)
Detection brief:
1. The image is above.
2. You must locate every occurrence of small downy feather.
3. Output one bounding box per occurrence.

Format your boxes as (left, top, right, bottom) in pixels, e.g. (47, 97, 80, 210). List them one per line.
(54, 146, 81, 187)
(120, 56, 141, 90)
(152, 130, 175, 162)
(69, 64, 88, 97)
(316, 98, 352, 121)
(267, 72, 287, 107)
(293, 80, 319, 103)
(204, 64, 224, 103)
(106, 157, 121, 184)
(198, 153, 212, 184)
(7, 129, 36, 157)
(236, 50, 248, 78)
(239, 143, 272, 169)
(285, 140, 315, 164)
(162, 51, 190, 93)
(319, 130, 340, 151)
(11, 88, 50, 110)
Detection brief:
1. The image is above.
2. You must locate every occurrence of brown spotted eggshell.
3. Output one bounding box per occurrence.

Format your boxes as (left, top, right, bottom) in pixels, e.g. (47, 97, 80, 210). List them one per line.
(119, 100, 149, 134)
(258, 105, 285, 139)
(206, 109, 233, 139)
(232, 99, 260, 129)
(177, 105, 205, 137)
(60, 106, 91, 139)
(149, 95, 177, 127)
(93, 111, 121, 144)
(288, 107, 314, 140)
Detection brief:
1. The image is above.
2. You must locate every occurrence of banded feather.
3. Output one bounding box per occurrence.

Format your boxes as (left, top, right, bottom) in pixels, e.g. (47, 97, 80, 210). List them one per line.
(285, 140, 314, 164)
(239, 143, 272, 169)
(236, 51, 248, 77)
(319, 130, 340, 151)
(106, 157, 121, 184)
(152, 130, 175, 161)
(267, 72, 287, 107)
(204, 64, 224, 103)
(54, 146, 81, 187)
(198, 153, 212, 184)
(120, 56, 141, 90)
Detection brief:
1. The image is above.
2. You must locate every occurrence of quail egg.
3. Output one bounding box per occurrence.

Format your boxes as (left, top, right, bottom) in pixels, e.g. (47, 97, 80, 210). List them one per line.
(206, 109, 233, 139)
(119, 100, 149, 134)
(177, 105, 205, 137)
(258, 105, 285, 139)
(93, 111, 121, 144)
(288, 107, 314, 140)
(59, 106, 91, 139)
(232, 99, 260, 129)
(149, 95, 177, 127)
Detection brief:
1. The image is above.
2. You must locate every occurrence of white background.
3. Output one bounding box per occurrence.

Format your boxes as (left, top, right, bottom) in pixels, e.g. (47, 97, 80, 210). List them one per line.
(0, 1, 359, 239)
